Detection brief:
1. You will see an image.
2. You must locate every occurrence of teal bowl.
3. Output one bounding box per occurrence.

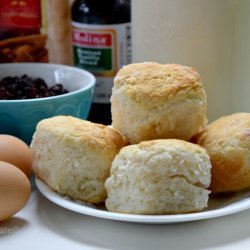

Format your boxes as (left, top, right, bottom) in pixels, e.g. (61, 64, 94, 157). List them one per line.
(0, 63, 95, 145)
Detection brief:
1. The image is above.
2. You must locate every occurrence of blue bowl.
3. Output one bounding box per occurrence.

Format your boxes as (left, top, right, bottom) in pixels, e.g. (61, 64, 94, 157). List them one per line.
(0, 63, 95, 145)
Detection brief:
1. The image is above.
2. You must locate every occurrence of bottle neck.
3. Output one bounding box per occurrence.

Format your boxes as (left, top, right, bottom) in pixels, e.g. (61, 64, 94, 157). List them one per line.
(72, 0, 131, 24)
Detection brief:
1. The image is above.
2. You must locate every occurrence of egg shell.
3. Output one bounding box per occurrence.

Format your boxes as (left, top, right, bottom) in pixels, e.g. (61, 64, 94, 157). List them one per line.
(0, 161, 31, 222)
(0, 134, 33, 177)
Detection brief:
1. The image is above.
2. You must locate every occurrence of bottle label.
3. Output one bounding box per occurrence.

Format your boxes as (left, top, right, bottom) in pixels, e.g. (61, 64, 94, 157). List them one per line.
(72, 22, 131, 103)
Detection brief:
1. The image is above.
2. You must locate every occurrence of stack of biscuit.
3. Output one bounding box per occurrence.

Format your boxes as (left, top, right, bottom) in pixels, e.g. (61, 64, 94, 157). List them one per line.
(105, 62, 212, 214)
(31, 62, 250, 215)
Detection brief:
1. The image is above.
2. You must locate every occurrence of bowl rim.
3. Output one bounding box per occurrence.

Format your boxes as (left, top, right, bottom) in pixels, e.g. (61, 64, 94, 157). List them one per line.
(0, 63, 96, 103)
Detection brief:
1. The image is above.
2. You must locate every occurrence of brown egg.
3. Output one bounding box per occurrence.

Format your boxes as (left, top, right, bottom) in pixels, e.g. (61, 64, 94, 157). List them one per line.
(0, 161, 31, 221)
(0, 134, 33, 177)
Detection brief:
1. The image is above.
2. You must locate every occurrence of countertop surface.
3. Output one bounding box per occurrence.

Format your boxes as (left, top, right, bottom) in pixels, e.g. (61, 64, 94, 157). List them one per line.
(1, 190, 250, 250)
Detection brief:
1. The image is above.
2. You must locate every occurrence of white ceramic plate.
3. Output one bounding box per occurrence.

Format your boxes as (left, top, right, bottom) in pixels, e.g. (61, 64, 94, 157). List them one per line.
(36, 178, 250, 224)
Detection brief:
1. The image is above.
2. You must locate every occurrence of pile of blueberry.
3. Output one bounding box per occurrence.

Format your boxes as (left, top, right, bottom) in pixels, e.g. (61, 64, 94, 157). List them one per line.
(0, 75, 69, 100)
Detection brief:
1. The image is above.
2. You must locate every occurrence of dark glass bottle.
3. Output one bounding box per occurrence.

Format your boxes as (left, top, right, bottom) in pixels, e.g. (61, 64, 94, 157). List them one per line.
(71, 0, 131, 125)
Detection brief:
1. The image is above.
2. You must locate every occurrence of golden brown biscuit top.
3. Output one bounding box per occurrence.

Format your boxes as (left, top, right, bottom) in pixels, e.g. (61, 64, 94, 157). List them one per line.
(196, 113, 250, 150)
(36, 116, 125, 151)
(114, 62, 204, 102)
(119, 138, 208, 157)
(137, 139, 207, 154)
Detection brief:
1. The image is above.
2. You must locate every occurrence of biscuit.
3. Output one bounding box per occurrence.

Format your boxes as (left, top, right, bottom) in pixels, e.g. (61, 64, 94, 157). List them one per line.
(31, 116, 126, 203)
(195, 112, 250, 193)
(111, 62, 207, 144)
(105, 139, 211, 214)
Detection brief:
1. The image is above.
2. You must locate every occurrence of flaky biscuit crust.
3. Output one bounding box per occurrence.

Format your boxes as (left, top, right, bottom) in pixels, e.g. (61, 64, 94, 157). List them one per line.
(37, 115, 125, 152)
(114, 62, 202, 104)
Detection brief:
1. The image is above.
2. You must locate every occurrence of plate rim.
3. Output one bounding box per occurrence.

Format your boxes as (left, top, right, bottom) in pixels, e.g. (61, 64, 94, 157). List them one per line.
(35, 177, 250, 224)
